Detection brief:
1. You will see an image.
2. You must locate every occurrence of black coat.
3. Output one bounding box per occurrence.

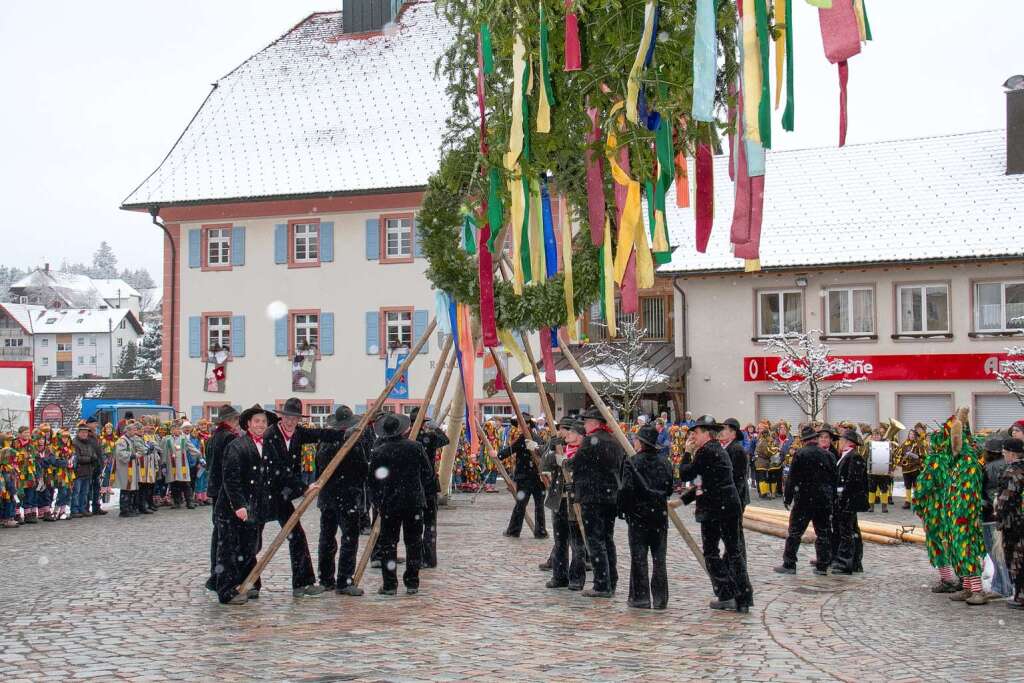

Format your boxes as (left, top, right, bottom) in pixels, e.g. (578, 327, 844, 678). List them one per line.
(784, 445, 838, 508)
(569, 429, 625, 506)
(264, 423, 345, 502)
(678, 440, 741, 522)
(316, 428, 373, 511)
(835, 448, 869, 513)
(620, 446, 674, 525)
(215, 435, 274, 524)
(368, 435, 432, 514)
(415, 426, 449, 495)
(498, 432, 543, 487)
(724, 438, 750, 508)
(205, 424, 238, 501)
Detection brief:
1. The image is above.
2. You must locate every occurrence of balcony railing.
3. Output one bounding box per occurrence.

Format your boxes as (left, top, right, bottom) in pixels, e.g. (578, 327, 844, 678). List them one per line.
(0, 347, 32, 359)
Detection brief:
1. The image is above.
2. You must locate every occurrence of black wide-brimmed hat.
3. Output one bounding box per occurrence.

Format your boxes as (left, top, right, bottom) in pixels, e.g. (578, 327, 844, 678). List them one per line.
(279, 397, 304, 417)
(328, 405, 360, 429)
(579, 408, 607, 423)
(239, 404, 272, 431)
(216, 404, 240, 422)
(374, 412, 411, 438)
(721, 418, 742, 434)
(1003, 438, 1024, 454)
(799, 424, 818, 441)
(818, 423, 840, 440)
(691, 415, 723, 432)
(566, 419, 586, 436)
(984, 434, 1006, 454)
(840, 429, 863, 446)
(636, 424, 660, 448)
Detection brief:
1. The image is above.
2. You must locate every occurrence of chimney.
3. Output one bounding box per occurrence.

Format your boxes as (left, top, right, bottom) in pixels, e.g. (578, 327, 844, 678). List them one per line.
(342, 0, 399, 35)
(44, 262, 49, 273)
(1007, 75, 1024, 175)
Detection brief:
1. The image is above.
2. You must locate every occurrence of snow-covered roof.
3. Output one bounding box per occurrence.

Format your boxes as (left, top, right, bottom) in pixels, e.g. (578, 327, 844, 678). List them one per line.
(92, 279, 141, 301)
(0, 303, 45, 333)
(660, 130, 1024, 274)
(122, 3, 453, 208)
(30, 308, 143, 335)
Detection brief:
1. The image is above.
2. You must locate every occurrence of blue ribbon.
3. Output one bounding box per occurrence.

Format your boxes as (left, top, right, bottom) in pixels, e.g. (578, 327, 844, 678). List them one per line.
(692, 0, 716, 122)
(540, 176, 558, 280)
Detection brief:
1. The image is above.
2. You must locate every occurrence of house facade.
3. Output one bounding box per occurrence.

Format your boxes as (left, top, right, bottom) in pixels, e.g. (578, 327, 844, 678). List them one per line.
(9, 267, 141, 318)
(662, 119, 1024, 432)
(121, 3, 542, 424)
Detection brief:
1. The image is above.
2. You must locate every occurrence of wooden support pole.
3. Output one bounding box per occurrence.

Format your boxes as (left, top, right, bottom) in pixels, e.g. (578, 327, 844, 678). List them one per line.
(430, 347, 458, 425)
(352, 335, 451, 588)
(238, 318, 438, 595)
(487, 347, 546, 483)
(437, 379, 465, 496)
(556, 330, 708, 574)
(471, 411, 535, 534)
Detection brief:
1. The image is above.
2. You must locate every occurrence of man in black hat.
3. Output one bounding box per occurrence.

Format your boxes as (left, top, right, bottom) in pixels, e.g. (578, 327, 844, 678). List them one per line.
(263, 397, 345, 598)
(498, 413, 548, 539)
(831, 429, 869, 575)
(568, 408, 626, 598)
(719, 417, 751, 562)
(621, 423, 674, 609)
(215, 404, 274, 605)
(409, 406, 449, 568)
(82, 416, 108, 516)
(817, 424, 840, 466)
(368, 412, 434, 595)
(542, 417, 588, 590)
(316, 405, 372, 596)
(204, 404, 240, 591)
(775, 424, 838, 576)
(674, 416, 752, 612)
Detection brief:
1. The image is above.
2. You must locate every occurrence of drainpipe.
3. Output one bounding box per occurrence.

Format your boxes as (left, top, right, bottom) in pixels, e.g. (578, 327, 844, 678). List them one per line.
(672, 277, 689, 414)
(150, 208, 175, 407)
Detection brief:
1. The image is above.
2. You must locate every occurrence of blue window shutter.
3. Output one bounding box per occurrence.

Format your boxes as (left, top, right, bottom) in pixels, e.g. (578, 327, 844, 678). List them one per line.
(188, 316, 201, 358)
(320, 312, 335, 355)
(190, 406, 201, 422)
(413, 309, 429, 354)
(232, 404, 242, 414)
(274, 317, 288, 356)
(263, 403, 277, 412)
(320, 221, 335, 262)
(365, 311, 380, 354)
(520, 403, 531, 416)
(188, 229, 201, 268)
(231, 315, 245, 357)
(355, 403, 368, 415)
(231, 226, 246, 266)
(274, 224, 288, 264)
(365, 219, 380, 260)
(413, 216, 423, 258)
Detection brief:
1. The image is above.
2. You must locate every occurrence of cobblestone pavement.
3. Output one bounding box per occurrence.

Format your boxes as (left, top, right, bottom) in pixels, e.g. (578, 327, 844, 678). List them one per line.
(0, 489, 1018, 682)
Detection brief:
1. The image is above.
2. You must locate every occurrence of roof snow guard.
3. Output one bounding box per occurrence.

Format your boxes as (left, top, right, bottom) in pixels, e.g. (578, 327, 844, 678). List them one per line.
(121, 2, 452, 210)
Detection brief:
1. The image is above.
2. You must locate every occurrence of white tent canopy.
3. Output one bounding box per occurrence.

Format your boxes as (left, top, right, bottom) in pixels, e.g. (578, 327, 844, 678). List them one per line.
(0, 388, 31, 429)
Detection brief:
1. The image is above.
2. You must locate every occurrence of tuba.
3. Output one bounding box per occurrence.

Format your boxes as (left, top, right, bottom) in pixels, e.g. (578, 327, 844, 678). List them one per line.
(883, 418, 906, 461)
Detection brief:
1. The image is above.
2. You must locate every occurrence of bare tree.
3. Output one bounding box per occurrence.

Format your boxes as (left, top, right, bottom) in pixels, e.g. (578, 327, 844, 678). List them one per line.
(995, 346, 1024, 408)
(763, 330, 866, 422)
(582, 318, 663, 421)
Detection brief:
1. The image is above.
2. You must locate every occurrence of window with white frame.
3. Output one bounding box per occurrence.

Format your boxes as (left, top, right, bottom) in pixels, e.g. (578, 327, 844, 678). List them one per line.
(308, 403, 331, 427)
(40, 338, 48, 347)
(207, 315, 231, 352)
(89, 356, 96, 364)
(825, 287, 874, 336)
(3, 338, 24, 348)
(384, 310, 412, 349)
(294, 313, 319, 351)
(77, 336, 85, 347)
(206, 405, 223, 421)
(77, 356, 84, 364)
(207, 227, 231, 266)
(975, 281, 1024, 332)
(117, 337, 123, 347)
(384, 216, 413, 260)
(41, 356, 48, 366)
(89, 335, 96, 346)
(119, 319, 126, 329)
(293, 223, 319, 263)
(758, 290, 803, 337)
(482, 404, 515, 421)
(401, 404, 419, 417)
(897, 284, 950, 334)
(57, 342, 71, 352)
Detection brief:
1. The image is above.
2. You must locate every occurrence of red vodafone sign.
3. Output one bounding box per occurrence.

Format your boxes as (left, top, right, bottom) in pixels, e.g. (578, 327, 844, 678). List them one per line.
(743, 353, 1014, 382)
(39, 403, 63, 425)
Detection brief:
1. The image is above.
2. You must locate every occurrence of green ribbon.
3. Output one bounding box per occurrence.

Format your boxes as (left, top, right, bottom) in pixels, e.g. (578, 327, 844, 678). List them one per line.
(782, 0, 795, 131)
(520, 176, 532, 282)
(462, 212, 477, 255)
(862, 1, 873, 40)
(754, 0, 771, 149)
(481, 23, 494, 74)
(538, 2, 555, 107)
(487, 168, 503, 252)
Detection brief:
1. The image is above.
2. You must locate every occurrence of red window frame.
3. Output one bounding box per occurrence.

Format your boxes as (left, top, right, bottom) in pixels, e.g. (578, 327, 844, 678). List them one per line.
(201, 223, 233, 272)
(379, 212, 416, 264)
(288, 217, 322, 269)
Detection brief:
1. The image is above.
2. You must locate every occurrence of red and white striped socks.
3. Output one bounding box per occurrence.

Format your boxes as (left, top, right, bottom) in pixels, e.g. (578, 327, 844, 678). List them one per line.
(963, 576, 982, 593)
(939, 566, 955, 583)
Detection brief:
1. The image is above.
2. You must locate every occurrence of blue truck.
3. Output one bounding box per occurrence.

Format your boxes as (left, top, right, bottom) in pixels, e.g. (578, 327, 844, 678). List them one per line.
(83, 401, 178, 428)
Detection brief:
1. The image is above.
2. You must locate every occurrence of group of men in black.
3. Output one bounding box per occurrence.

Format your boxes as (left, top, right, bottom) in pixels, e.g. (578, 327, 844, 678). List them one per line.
(498, 409, 755, 612)
(204, 398, 448, 605)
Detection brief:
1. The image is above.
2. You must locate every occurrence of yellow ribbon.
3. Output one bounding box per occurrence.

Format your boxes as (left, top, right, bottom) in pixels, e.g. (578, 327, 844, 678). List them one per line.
(774, 0, 786, 108)
(652, 209, 669, 253)
(602, 218, 617, 339)
(745, 258, 761, 272)
(529, 178, 545, 282)
(741, 0, 761, 144)
(508, 177, 525, 294)
(561, 199, 577, 341)
(853, 0, 868, 42)
(504, 35, 528, 170)
(625, 0, 657, 124)
(605, 103, 652, 288)
(498, 328, 530, 377)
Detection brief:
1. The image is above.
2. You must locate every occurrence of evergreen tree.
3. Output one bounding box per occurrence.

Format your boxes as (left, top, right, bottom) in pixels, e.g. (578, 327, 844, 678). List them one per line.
(114, 342, 139, 379)
(136, 317, 163, 379)
(121, 267, 155, 290)
(92, 241, 118, 279)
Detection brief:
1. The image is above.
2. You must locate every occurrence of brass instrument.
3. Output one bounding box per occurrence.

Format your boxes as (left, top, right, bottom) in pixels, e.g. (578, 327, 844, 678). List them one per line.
(755, 430, 782, 467)
(882, 418, 906, 464)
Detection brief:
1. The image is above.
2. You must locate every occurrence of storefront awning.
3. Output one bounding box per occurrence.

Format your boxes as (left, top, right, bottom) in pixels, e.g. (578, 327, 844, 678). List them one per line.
(509, 342, 689, 394)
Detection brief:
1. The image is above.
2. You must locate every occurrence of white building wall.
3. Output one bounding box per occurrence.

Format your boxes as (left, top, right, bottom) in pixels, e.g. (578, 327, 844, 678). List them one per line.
(672, 260, 1024, 429)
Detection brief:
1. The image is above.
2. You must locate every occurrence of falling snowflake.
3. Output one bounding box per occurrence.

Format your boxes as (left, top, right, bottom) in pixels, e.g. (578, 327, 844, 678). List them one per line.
(38, 556, 49, 567)
(94, 569, 107, 580)
(516, 490, 526, 501)
(386, 560, 397, 571)
(215, 564, 225, 575)
(382, 21, 399, 38)
(375, 466, 389, 480)
(266, 301, 288, 320)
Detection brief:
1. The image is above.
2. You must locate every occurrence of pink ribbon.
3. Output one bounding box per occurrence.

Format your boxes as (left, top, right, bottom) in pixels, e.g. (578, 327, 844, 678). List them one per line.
(564, 1, 582, 72)
(585, 107, 605, 246)
(695, 143, 714, 253)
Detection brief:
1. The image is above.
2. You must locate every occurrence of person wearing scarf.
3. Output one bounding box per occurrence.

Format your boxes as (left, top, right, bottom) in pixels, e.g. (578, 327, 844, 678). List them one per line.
(203, 405, 241, 592)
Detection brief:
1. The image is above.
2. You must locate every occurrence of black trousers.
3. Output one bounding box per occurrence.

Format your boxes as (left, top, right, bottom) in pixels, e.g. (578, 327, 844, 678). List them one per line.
(507, 483, 547, 537)
(701, 515, 752, 606)
(627, 519, 668, 609)
(208, 501, 219, 586)
(422, 497, 438, 568)
(137, 483, 155, 511)
(169, 481, 192, 505)
(275, 500, 317, 589)
(580, 503, 618, 593)
(831, 510, 863, 573)
(783, 500, 832, 570)
(551, 501, 586, 587)
(379, 509, 424, 590)
(318, 505, 362, 588)
(214, 514, 261, 603)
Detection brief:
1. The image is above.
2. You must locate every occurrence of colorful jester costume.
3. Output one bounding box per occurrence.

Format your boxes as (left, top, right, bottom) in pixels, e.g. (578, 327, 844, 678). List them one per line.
(913, 426, 952, 572)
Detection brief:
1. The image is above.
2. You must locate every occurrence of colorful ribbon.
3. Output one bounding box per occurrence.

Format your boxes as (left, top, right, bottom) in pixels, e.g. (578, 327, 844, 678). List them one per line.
(487, 168, 503, 252)
(692, 0, 716, 122)
(739, 0, 761, 144)
(478, 218, 498, 348)
(781, 0, 795, 131)
(605, 103, 651, 289)
(461, 210, 477, 254)
(585, 106, 605, 246)
(600, 218, 617, 339)
(695, 142, 714, 253)
(540, 177, 558, 279)
(626, 0, 658, 124)
(537, 2, 555, 133)
(476, 32, 488, 154)
(564, 1, 582, 71)
(818, 0, 862, 147)
(529, 178, 545, 282)
(754, 0, 771, 149)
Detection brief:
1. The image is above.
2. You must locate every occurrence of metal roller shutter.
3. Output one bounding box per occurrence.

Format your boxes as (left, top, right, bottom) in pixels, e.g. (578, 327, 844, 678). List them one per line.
(897, 394, 953, 432)
(975, 395, 1023, 432)
(756, 394, 805, 427)
(826, 395, 878, 426)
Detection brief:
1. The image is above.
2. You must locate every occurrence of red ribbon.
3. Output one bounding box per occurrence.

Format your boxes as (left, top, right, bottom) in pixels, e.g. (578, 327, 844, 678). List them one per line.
(695, 142, 714, 253)
(818, 2, 860, 148)
(564, 1, 582, 72)
(621, 251, 638, 314)
(733, 175, 764, 261)
(540, 332, 556, 384)
(585, 107, 605, 246)
(249, 433, 263, 445)
(478, 219, 498, 348)
(838, 61, 849, 147)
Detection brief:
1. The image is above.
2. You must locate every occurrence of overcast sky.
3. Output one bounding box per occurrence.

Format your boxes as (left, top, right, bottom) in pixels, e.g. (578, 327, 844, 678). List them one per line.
(1, 1, 1020, 277)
